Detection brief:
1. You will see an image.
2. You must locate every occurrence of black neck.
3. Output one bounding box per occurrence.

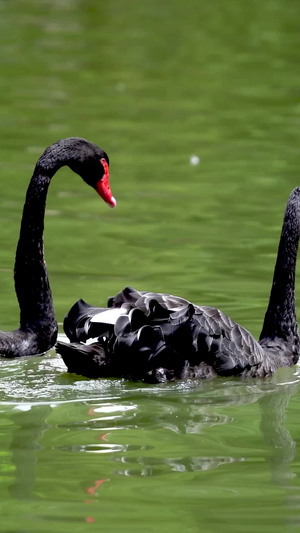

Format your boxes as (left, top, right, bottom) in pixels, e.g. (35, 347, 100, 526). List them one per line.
(14, 170, 54, 332)
(260, 188, 300, 349)
(14, 138, 93, 332)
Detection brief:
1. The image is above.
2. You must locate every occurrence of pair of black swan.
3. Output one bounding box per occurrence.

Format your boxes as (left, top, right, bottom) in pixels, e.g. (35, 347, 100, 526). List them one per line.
(1, 137, 299, 382)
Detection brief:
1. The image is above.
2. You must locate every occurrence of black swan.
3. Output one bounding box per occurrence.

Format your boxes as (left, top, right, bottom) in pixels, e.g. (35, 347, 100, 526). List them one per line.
(56, 186, 300, 382)
(0, 137, 116, 357)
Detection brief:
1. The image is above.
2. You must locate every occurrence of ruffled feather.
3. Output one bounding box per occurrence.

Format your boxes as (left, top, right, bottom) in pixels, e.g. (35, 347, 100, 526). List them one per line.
(57, 286, 271, 381)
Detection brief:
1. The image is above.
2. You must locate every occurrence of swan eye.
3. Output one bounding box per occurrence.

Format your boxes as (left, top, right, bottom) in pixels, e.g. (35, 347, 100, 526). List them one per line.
(101, 158, 109, 177)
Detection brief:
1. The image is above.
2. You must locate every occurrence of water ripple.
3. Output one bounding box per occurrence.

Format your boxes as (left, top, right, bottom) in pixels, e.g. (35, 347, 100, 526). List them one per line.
(0, 351, 299, 406)
(112, 454, 245, 477)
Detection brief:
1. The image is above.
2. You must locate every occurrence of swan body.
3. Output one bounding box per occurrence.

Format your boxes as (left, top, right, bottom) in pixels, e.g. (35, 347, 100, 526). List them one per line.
(57, 186, 300, 382)
(0, 137, 115, 357)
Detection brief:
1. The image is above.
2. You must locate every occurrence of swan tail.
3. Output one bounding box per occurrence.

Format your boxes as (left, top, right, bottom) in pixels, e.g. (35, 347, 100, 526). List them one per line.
(56, 340, 113, 378)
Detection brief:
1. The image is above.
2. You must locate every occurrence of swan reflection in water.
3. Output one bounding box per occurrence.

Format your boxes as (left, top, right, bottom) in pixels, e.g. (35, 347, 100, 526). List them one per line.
(108, 374, 298, 480)
(5, 368, 300, 505)
(259, 385, 297, 484)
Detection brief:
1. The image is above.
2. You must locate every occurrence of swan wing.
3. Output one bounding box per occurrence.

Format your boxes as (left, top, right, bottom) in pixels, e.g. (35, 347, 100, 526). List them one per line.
(61, 289, 268, 380)
(192, 305, 267, 376)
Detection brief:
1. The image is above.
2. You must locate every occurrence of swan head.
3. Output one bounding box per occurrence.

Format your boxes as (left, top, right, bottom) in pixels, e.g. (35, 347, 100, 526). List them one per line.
(67, 138, 116, 208)
(38, 137, 117, 208)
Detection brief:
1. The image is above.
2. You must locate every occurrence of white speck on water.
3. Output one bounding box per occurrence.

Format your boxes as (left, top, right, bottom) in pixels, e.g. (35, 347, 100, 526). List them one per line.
(116, 82, 126, 92)
(190, 155, 200, 165)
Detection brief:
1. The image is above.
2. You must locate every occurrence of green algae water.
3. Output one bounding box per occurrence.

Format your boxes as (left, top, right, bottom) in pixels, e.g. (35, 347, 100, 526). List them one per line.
(0, 0, 300, 531)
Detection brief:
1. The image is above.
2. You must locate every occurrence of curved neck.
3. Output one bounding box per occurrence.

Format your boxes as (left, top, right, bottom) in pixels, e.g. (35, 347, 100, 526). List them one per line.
(13, 139, 77, 333)
(13, 137, 100, 335)
(14, 170, 54, 332)
(260, 189, 300, 351)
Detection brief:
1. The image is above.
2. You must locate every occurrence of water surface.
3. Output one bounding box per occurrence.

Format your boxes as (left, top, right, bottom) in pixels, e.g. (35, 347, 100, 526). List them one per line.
(0, 0, 300, 531)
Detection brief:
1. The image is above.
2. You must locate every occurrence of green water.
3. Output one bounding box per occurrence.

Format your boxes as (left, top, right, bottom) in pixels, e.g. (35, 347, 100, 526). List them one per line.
(1, 0, 300, 531)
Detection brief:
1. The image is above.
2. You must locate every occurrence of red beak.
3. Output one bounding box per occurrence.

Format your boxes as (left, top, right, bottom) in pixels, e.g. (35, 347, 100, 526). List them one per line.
(96, 158, 117, 208)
